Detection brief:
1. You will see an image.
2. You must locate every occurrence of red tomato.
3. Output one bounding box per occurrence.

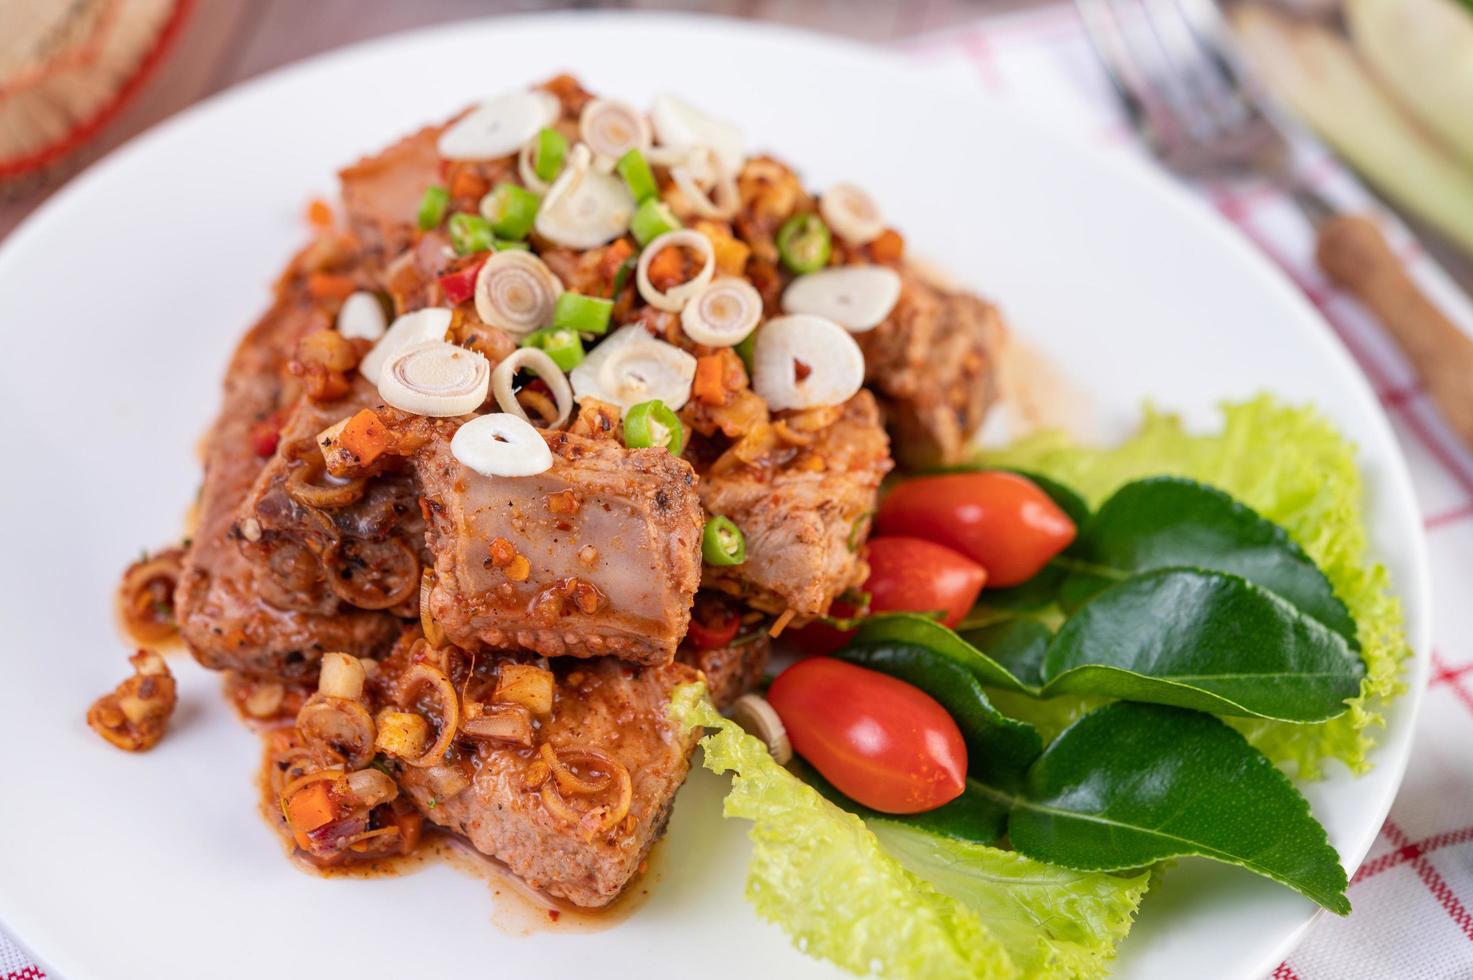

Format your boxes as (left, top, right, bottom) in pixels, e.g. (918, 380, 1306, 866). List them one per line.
(768, 657, 967, 814)
(875, 471, 1076, 587)
(787, 599, 858, 657)
(686, 597, 740, 651)
(864, 537, 986, 628)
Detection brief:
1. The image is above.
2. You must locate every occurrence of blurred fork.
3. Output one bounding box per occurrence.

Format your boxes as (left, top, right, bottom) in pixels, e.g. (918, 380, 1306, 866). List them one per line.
(1076, 0, 1473, 450)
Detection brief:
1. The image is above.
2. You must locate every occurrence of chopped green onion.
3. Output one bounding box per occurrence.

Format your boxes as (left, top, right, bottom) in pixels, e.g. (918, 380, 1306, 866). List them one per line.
(521, 328, 586, 371)
(702, 516, 746, 566)
(448, 213, 494, 255)
(616, 149, 659, 203)
(533, 127, 567, 183)
(776, 213, 833, 274)
(631, 199, 682, 247)
(624, 399, 684, 454)
(553, 292, 613, 336)
(480, 184, 540, 240)
(417, 185, 449, 230)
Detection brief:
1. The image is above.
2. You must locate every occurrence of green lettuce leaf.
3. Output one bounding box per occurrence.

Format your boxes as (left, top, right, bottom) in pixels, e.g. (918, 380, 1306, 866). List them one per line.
(981, 396, 1409, 778)
(869, 820, 1150, 980)
(673, 685, 1149, 979)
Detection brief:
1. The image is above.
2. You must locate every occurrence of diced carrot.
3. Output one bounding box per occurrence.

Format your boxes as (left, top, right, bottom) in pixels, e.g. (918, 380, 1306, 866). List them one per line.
(307, 272, 357, 301)
(338, 409, 389, 467)
(694, 354, 727, 406)
(285, 781, 337, 836)
(450, 168, 490, 202)
(869, 228, 904, 264)
(306, 198, 334, 228)
(646, 246, 687, 290)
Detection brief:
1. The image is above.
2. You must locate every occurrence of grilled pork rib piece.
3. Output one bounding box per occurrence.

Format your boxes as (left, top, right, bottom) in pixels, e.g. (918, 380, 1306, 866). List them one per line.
(678, 634, 772, 710)
(858, 269, 1004, 468)
(176, 263, 401, 683)
(700, 391, 891, 618)
(379, 639, 701, 908)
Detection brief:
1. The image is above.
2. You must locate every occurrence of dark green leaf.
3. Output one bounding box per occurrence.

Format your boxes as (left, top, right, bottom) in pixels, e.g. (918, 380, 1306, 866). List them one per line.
(836, 641, 1043, 786)
(854, 613, 1029, 692)
(1044, 569, 1363, 721)
(1060, 477, 1357, 647)
(1008, 702, 1350, 914)
(798, 761, 1009, 845)
(961, 619, 1053, 689)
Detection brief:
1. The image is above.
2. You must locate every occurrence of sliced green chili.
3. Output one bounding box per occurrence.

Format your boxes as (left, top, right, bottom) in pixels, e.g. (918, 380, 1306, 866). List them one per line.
(533, 127, 567, 183)
(617, 149, 659, 203)
(553, 292, 613, 336)
(448, 213, 494, 255)
(480, 184, 540, 240)
(702, 516, 747, 566)
(776, 213, 832, 273)
(624, 399, 684, 454)
(521, 328, 585, 371)
(631, 198, 682, 247)
(417, 185, 449, 230)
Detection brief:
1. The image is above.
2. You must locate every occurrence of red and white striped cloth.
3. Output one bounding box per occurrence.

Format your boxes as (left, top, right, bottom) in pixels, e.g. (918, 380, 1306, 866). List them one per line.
(3, 7, 1472, 979)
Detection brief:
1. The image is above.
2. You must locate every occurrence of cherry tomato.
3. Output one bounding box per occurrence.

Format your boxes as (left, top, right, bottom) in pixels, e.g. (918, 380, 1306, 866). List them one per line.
(875, 471, 1076, 587)
(686, 596, 740, 651)
(787, 599, 858, 657)
(864, 536, 986, 628)
(767, 657, 967, 814)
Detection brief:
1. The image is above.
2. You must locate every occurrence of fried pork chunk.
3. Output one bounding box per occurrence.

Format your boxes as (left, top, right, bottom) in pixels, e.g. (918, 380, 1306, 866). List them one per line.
(176, 261, 401, 683)
(678, 634, 771, 710)
(700, 391, 891, 618)
(857, 269, 1005, 468)
(378, 639, 701, 908)
(418, 426, 704, 664)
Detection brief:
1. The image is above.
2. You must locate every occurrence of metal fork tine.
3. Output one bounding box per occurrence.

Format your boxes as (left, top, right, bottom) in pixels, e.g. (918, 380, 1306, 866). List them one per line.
(1142, 0, 1241, 135)
(1075, 0, 1159, 142)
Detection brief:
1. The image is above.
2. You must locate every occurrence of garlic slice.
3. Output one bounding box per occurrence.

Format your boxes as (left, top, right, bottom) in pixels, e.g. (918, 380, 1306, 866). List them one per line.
(359, 307, 453, 383)
(534, 143, 636, 249)
(378, 342, 490, 417)
(781, 266, 902, 333)
(670, 147, 739, 220)
(579, 98, 651, 162)
(636, 229, 716, 312)
(491, 347, 574, 429)
(474, 250, 563, 336)
(570, 324, 697, 411)
(818, 183, 885, 245)
(681, 277, 762, 347)
(337, 291, 387, 341)
(451, 413, 554, 478)
(650, 94, 744, 174)
(751, 315, 865, 411)
(437, 89, 561, 160)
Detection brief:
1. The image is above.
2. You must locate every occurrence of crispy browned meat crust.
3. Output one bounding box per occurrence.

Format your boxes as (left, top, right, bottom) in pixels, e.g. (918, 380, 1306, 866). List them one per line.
(678, 634, 771, 710)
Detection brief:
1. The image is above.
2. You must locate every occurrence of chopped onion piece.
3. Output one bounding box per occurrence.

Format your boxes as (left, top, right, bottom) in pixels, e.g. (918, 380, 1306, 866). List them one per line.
(337, 291, 387, 341)
(491, 347, 574, 429)
(781, 266, 902, 333)
(681, 276, 762, 347)
(437, 89, 560, 160)
(818, 182, 885, 245)
(360, 307, 452, 384)
(474, 250, 563, 336)
(670, 147, 739, 220)
(318, 653, 366, 701)
(570, 324, 697, 411)
(451, 413, 554, 477)
(636, 229, 715, 312)
(579, 98, 651, 163)
(750, 314, 864, 411)
(534, 143, 636, 249)
(378, 342, 490, 417)
(650, 94, 744, 173)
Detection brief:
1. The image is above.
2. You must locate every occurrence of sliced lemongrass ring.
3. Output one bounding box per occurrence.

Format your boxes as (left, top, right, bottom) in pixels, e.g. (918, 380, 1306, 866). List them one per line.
(360, 307, 453, 384)
(535, 143, 636, 249)
(636, 229, 715, 312)
(437, 89, 561, 160)
(650, 94, 744, 174)
(451, 413, 553, 477)
(681, 277, 762, 347)
(570, 324, 697, 411)
(751, 314, 864, 411)
(518, 140, 551, 195)
(491, 347, 574, 429)
(337, 291, 387, 341)
(377, 342, 490, 417)
(671, 148, 739, 220)
(819, 183, 885, 245)
(781, 266, 902, 333)
(474, 250, 563, 336)
(579, 98, 651, 163)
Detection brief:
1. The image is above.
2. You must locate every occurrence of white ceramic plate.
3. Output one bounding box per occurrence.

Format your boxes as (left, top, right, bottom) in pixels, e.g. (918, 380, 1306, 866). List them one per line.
(0, 13, 1430, 980)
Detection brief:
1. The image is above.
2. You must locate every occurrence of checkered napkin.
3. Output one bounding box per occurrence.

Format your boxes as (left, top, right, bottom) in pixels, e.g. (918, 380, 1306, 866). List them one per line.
(5, 7, 1473, 979)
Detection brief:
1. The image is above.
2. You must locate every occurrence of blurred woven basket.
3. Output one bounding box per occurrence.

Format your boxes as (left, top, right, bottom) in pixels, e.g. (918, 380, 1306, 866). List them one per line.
(0, 0, 192, 195)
